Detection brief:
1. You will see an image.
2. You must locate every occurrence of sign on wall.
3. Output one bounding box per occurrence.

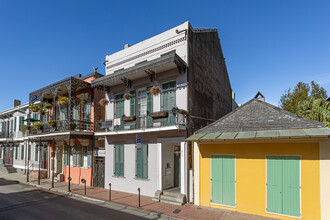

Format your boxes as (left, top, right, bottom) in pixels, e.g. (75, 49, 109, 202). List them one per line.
(114, 118, 121, 126)
(136, 135, 141, 150)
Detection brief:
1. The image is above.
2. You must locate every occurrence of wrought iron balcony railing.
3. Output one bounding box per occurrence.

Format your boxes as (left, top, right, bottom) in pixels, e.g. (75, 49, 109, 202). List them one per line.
(95, 110, 186, 133)
(29, 119, 94, 135)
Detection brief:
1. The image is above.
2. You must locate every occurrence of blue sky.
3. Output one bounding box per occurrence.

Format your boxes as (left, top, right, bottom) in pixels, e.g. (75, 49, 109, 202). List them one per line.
(0, 0, 329, 111)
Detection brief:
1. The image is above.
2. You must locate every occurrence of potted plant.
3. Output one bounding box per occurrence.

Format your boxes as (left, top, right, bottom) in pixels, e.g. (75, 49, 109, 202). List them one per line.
(43, 102, 53, 109)
(99, 98, 109, 107)
(57, 96, 69, 106)
(21, 125, 30, 134)
(29, 104, 40, 112)
(32, 122, 44, 131)
(39, 108, 47, 116)
(149, 110, 169, 119)
(178, 109, 188, 115)
(77, 93, 89, 105)
(150, 86, 161, 95)
(123, 115, 136, 122)
(124, 93, 133, 100)
(47, 120, 57, 128)
(70, 123, 77, 130)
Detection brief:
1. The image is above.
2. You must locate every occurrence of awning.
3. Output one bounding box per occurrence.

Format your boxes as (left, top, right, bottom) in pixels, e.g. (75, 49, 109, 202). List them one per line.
(23, 118, 40, 122)
(91, 51, 187, 90)
(185, 127, 330, 141)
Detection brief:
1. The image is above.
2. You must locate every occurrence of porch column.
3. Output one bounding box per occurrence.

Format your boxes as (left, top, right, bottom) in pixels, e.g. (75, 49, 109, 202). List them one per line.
(180, 141, 187, 195)
(157, 143, 162, 190)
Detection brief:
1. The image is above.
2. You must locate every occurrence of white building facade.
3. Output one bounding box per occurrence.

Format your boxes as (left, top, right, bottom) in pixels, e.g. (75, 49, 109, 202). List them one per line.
(92, 21, 233, 204)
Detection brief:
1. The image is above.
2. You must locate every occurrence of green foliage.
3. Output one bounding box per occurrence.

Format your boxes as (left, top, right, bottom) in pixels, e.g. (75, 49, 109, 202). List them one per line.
(47, 120, 56, 128)
(32, 122, 44, 131)
(57, 96, 69, 106)
(29, 104, 40, 112)
(43, 102, 53, 109)
(21, 125, 30, 133)
(281, 81, 329, 127)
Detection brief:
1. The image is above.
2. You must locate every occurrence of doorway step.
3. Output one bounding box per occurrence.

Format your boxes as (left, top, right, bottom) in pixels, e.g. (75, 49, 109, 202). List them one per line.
(0, 164, 17, 173)
(153, 188, 186, 205)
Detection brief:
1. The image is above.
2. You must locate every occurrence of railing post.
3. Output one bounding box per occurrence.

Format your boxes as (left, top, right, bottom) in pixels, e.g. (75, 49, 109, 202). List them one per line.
(138, 188, 140, 208)
(109, 183, 111, 201)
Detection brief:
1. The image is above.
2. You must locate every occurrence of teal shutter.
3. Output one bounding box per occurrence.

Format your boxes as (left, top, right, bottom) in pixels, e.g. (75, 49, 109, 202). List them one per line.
(114, 145, 124, 176)
(77, 145, 82, 167)
(267, 156, 300, 217)
(146, 91, 153, 128)
(114, 94, 124, 130)
(28, 145, 31, 160)
(19, 117, 24, 131)
(136, 144, 148, 179)
(64, 145, 67, 165)
(87, 145, 92, 168)
(72, 145, 77, 167)
(21, 145, 24, 160)
(130, 91, 136, 116)
(211, 155, 235, 206)
(161, 81, 176, 126)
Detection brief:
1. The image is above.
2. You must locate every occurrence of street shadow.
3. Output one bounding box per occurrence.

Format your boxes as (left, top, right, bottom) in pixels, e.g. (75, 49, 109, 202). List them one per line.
(0, 188, 147, 220)
(0, 178, 19, 186)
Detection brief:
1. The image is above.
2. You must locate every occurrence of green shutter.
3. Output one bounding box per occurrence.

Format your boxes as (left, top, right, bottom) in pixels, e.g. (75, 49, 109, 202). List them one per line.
(130, 91, 136, 116)
(114, 94, 124, 130)
(211, 155, 235, 206)
(161, 81, 176, 126)
(146, 91, 153, 128)
(21, 145, 24, 160)
(115, 145, 124, 176)
(28, 145, 31, 160)
(136, 144, 148, 179)
(64, 145, 67, 165)
(72, 145, 77, 167)
(77, 145, 82, 167)
(87, 145, 92, 168)
(14, 117, 17, 131)
(267, 156, 300, 217)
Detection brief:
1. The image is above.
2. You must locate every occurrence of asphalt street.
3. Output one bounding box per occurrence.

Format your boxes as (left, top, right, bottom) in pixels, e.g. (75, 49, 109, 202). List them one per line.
(0, 178, 147, 220)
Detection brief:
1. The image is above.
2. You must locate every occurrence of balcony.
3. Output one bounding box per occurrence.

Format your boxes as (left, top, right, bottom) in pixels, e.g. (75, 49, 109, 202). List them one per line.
(95, 109, 187, 134)
(0, 131, 25, 139)
(29, 119, 93, 135)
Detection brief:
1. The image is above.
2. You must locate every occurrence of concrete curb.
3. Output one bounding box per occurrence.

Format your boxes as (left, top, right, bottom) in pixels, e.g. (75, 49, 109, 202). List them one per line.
(17, 180, 180, 220)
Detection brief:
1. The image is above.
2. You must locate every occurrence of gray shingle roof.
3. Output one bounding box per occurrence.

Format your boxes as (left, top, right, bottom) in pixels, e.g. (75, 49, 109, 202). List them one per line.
(197, 99, 327, 134)
(186, 98, 330, 141)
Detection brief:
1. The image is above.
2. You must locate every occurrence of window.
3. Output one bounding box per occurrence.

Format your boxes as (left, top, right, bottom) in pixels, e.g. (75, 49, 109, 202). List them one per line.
(19, 117, 24, 131)
(211, 155, 236, 207)
(130, 91, 136, 116)
(15, 145, 18, 160)
(266, 156, 300, 217)
(161, 81, 176, 125)
(114, 145, 124, 177)
(136, 144, 148, 179)
(114, 94, 124, 130)
(83, 146, 88, 167)
(35, 145, 38, 161)
(21, 145, 24, 160)
(14, 117, 17, 131)
(77, 145, 82, 167)
(72, 145, 77, 167)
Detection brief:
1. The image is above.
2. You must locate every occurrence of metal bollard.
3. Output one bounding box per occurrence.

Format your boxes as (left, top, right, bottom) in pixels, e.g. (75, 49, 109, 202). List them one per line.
(109, 183, 111, 201)
(81, 179, 87, 195)
(138, 188, 140, 208)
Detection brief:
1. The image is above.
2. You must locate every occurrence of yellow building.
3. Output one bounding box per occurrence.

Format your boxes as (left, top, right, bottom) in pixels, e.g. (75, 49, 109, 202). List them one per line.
(187, 95, 330, 220)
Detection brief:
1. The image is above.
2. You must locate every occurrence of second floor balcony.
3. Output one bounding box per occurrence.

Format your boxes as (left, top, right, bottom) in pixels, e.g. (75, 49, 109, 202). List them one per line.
(95, 108, 187, 134)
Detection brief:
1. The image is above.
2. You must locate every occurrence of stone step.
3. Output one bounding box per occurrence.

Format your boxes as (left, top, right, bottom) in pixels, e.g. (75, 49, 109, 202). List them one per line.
(162, 190, 181, 197)
(159, 198, 183, 206)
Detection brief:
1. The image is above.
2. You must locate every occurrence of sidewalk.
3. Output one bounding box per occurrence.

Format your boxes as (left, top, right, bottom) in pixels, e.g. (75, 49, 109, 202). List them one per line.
(0, 172, 276, 220)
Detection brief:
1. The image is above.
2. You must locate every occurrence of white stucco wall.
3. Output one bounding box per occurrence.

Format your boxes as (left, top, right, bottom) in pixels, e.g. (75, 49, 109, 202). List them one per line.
(104, 141, 160, 197)
(193, 142, 200, 206)
(105, 21, 189, 75)
(320, 139, 330, 220)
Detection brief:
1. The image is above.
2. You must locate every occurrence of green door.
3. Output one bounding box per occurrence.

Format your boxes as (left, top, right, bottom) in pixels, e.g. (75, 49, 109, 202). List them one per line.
(174, 154, 180, 187)
(211, 155, 235, 206)
(267, 156, 300, 217)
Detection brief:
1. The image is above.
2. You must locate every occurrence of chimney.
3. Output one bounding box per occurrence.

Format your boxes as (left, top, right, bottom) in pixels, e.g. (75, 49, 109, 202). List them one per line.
(13, 99, 21, 107)
(124, 44, 130, 49)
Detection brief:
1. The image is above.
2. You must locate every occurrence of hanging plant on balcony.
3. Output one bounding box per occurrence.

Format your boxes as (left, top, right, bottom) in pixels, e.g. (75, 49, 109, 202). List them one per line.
(43, 102, 53, 109)
(38, 108, 47, 116)
(21, 125, 30, 134)
(32, 122, 44, 131)
(99, 98, 109, 107)
(123, 93, 133, 100)
(57, 96, 69, 107)
(150, 86, 161, 95)
(47, 120, 56, 128)
(123, 115, 136, 122)
(149, 110, 169, 119)
(77, 93, 89, 106)
(29, 104, 40, 112)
